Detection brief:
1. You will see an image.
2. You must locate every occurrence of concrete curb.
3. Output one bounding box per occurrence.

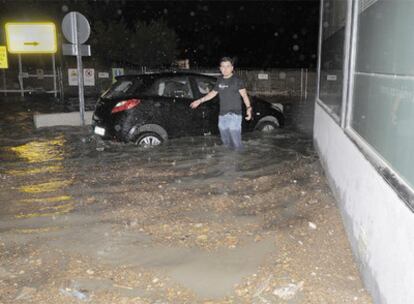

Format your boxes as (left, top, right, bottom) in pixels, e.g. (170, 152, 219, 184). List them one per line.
(34, 111, 94, 128)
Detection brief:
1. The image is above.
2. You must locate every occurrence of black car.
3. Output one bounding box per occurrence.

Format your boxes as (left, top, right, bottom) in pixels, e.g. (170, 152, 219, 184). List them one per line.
(92, 72, 284, 146)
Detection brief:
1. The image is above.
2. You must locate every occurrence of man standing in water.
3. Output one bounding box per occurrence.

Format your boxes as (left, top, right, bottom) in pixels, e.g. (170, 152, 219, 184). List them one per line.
(190, 57, 253, 151)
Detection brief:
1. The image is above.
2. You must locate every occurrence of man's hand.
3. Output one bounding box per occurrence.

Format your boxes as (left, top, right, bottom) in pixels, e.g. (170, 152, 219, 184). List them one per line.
(190, 100, 202, 109)
(245, 107, 253, 121)
(190, 91, 217, 109)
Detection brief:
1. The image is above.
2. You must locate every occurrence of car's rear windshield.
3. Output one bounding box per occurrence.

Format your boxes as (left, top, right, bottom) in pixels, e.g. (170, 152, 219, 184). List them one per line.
(101, 76, 155, 99)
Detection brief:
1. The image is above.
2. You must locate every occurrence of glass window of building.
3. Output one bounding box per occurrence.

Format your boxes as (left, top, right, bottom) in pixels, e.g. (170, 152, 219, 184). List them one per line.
(318, 0, 348, 119)
(351, 0, 414, 189)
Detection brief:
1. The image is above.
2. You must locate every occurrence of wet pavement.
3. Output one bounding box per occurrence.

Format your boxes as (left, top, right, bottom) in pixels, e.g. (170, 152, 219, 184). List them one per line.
(0, 96, 371, 303)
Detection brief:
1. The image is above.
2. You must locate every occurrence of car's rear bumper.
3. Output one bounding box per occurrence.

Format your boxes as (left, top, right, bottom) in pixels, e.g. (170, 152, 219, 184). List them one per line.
(91, 110, 116, 140)
(92, 110, 142, 142)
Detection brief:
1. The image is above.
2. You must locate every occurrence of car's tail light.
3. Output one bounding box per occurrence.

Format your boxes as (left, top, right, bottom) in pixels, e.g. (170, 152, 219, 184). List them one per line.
(111, 99, 141, 114)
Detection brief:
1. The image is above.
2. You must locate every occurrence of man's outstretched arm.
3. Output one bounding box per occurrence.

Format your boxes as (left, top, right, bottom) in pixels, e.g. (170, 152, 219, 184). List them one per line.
(190, 90, 218, 109)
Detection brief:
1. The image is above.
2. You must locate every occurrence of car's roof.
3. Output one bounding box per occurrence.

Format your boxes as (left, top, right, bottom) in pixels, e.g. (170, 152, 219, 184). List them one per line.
(116, 71, 219, 81)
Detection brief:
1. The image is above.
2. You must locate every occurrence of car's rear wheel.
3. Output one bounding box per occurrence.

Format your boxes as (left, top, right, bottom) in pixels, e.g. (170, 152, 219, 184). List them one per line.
(256, 116, 280, 133)
(135, 132, 163, 148)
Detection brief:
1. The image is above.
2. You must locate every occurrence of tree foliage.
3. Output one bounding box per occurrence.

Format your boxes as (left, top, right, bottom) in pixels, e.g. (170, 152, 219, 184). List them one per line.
(91, 19, 178, 67)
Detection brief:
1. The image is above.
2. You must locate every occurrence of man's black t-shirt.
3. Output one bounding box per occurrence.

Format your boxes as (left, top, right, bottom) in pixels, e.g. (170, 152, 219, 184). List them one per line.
(213, 75, 246, 115)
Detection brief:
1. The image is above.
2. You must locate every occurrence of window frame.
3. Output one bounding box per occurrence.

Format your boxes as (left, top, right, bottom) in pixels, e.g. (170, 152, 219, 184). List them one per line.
(316, 0, 352, 124)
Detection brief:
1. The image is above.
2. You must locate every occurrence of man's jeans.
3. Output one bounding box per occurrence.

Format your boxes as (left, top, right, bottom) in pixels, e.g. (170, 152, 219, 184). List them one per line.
(218, 113, 243, 151)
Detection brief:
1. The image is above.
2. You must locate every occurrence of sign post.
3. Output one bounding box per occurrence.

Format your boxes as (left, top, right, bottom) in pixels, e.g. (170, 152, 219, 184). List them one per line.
(18, 54, 23, 97)
(76, 40, 85, 126)
(5, 22, 58, 97)
(52, 55, 57, 97)
(62, 12, 91, 126)
(2, 70, 6, 96)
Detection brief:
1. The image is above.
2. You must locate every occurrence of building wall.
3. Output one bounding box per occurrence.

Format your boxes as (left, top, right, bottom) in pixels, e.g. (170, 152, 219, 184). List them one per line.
(314, 103, 414, 304)
(315, 1, 414, 302)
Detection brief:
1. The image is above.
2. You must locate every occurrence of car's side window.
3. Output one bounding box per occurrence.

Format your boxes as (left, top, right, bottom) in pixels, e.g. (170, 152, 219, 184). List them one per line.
(102, 80, 134, 99)
(151, 77, 193, 99)
(195, 77, 215, 95)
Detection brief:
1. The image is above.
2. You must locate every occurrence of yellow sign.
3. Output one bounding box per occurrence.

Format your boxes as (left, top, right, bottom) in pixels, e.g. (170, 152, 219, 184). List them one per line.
(5, 22, 57, 54)
(0, 46, 8, 68)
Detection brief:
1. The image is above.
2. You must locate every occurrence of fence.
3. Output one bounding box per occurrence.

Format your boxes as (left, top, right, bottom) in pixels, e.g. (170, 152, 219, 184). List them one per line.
(0, 64, 317, 104)
(130, 67, 317, 102)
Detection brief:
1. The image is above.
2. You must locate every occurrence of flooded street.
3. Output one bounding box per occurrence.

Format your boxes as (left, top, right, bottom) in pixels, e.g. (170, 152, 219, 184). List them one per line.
(0, 97, 371, 303)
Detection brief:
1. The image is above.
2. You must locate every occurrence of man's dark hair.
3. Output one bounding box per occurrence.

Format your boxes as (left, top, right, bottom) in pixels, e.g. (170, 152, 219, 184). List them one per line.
(220, 57, 234, 66)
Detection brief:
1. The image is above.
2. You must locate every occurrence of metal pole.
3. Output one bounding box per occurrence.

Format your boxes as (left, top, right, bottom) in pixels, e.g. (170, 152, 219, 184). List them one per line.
(18, 54, 24, 97)
(58, 66, 64, 103)
(72, 13, 85, 126)
(305, 68, 308, 101)
(300, 68, 304, 101)
(52, 54, 57, 98)
(2, 69, 6, 96)
(77, 50, 85, 126)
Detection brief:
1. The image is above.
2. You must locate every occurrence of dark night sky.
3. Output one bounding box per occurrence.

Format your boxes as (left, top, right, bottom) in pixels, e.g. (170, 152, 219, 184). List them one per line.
(0, 0, 320, 68)
(119, 1, 320, 68)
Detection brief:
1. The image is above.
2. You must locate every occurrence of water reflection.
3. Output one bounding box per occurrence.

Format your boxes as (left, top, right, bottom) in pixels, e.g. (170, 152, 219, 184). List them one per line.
(14, 203, 74, 219)
(4, 134, 75, 219)
(7, 165, 63, 176)
(9, 135, 66, 163)
(19, 179, 72, 194)
(18, 195, 72, 204)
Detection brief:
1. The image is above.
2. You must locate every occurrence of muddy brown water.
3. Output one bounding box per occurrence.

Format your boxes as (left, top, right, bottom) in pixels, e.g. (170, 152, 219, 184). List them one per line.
(0, 96, 371, 303)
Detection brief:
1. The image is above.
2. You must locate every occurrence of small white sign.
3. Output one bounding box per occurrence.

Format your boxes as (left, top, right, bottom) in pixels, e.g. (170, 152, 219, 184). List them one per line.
(84, 68, 95, 86)
(112, 68, 124, 83)
(175, 59, 190, 69)
(258, 73, 269, 80)
(68, 68, 78, 86)
(98, 72, 109, 78)
(327, 74, 337, 81)
(68, 68, 95, 86)
(36, 69, 44, 79)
